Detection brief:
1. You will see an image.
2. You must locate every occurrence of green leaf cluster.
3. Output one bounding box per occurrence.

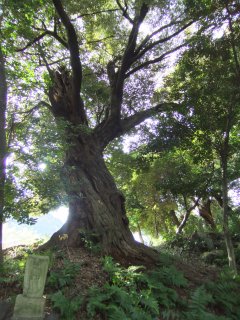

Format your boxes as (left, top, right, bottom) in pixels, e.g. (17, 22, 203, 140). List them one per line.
(86, 256, 188, 319)
(47, 259, 81, 290)
(50, 290, 83, 320)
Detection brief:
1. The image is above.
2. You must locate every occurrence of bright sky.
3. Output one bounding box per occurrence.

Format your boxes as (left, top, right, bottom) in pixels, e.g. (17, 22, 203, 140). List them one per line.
(3, 206, 69, 249)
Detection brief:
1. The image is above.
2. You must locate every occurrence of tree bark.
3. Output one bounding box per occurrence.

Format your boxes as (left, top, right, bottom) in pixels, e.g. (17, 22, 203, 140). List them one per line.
(176, 211, 190, 235)
(198, 199, 216, 230)
(214, 194, 240, 229)
(0, 45, 7, 265)
(41, 132, 159, 264)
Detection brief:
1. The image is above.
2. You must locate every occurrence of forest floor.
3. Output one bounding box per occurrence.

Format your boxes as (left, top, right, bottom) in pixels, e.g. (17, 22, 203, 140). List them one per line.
(0, 235, 240, 320)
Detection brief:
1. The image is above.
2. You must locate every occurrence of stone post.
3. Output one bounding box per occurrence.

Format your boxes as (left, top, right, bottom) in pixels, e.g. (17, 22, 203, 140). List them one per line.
(12, 255, 49, 320)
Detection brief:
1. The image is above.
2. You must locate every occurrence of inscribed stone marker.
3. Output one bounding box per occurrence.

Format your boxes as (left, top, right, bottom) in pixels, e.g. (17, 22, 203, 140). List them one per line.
(12, 255, 49, 320)
(23, 255, 49, 298)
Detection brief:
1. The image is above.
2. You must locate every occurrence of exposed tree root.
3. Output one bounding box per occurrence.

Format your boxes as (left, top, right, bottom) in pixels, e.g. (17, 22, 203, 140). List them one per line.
(38, 224, 160, 267)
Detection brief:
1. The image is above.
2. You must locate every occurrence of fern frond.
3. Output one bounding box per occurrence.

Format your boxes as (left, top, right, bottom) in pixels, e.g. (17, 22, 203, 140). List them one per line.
(207, 280, 240, 319)
(105, 284, 132, 309)
(107, 305, 129, 320)
(159, 266, 188, 287)
(87, 300, 108, 318)
(190, 286, 213, 310)
(162, 309, 181, 320)
(130, 307, 156, 320)
(139, 290, 159, 316)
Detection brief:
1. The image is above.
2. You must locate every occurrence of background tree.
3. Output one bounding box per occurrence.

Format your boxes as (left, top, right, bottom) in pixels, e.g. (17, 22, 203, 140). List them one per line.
(163, 23, 240, 272)
(0, 0, 72, 258)
(107, 143, 217, 241)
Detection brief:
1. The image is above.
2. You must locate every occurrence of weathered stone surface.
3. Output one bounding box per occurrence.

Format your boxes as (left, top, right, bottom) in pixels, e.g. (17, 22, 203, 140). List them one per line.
(0, 300, 13, 320)
(12, 255, 49, 320)
(12, 295, 46, 320)
(23, 255, 49, 298)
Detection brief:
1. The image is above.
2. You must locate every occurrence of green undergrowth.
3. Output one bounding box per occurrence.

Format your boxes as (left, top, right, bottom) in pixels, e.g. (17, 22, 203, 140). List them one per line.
(0, 256, 25, 285)
(0, 243, 51, 285)
(86, 256, 187, 320)
(47, 259, 81, 290)
(84, 256, 240, 320)
(1, 245, 240, 319)
(160, 232, 240, 268)
(50, 290, 83, 319)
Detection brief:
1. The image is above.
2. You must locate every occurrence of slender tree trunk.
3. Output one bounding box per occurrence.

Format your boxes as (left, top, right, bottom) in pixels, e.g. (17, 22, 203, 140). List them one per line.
(214, 194, 240, 228)
(42, 134, 159, 264)
(176, 196, 199, 234)
(0, 45, 7, 265)
(176, 210, 191, 235)
(221, 151, 237, 274)
(154, 211, 159, 237)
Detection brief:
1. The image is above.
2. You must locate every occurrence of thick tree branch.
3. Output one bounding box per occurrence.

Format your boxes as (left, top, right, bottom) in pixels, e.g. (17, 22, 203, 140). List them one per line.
(135, 18, 183, 56)
(134, 20, 193, 62)
(16, 29, 68, 52)
(94, 102, 179, 150)
(52, 0, 82, 91)
(125, 43, 186, 78)
(38, 45, 54, 80)
(116, 0, 134, 24)
(71, 8, 119, 21)
(120, 102, 179, 134)
(16, 32, 47, 52)
(109, 3, 149, 120)
(52, 0, 88, 124)
(47, 30, 68, 48)
(119, 3, 149, 77)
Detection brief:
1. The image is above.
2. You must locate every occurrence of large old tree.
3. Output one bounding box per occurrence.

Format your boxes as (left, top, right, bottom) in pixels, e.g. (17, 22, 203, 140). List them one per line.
(5, 0, 203, 262)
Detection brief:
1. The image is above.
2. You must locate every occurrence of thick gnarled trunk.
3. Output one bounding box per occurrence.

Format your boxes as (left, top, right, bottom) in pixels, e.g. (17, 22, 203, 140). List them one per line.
(43, 135, 158, 263)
